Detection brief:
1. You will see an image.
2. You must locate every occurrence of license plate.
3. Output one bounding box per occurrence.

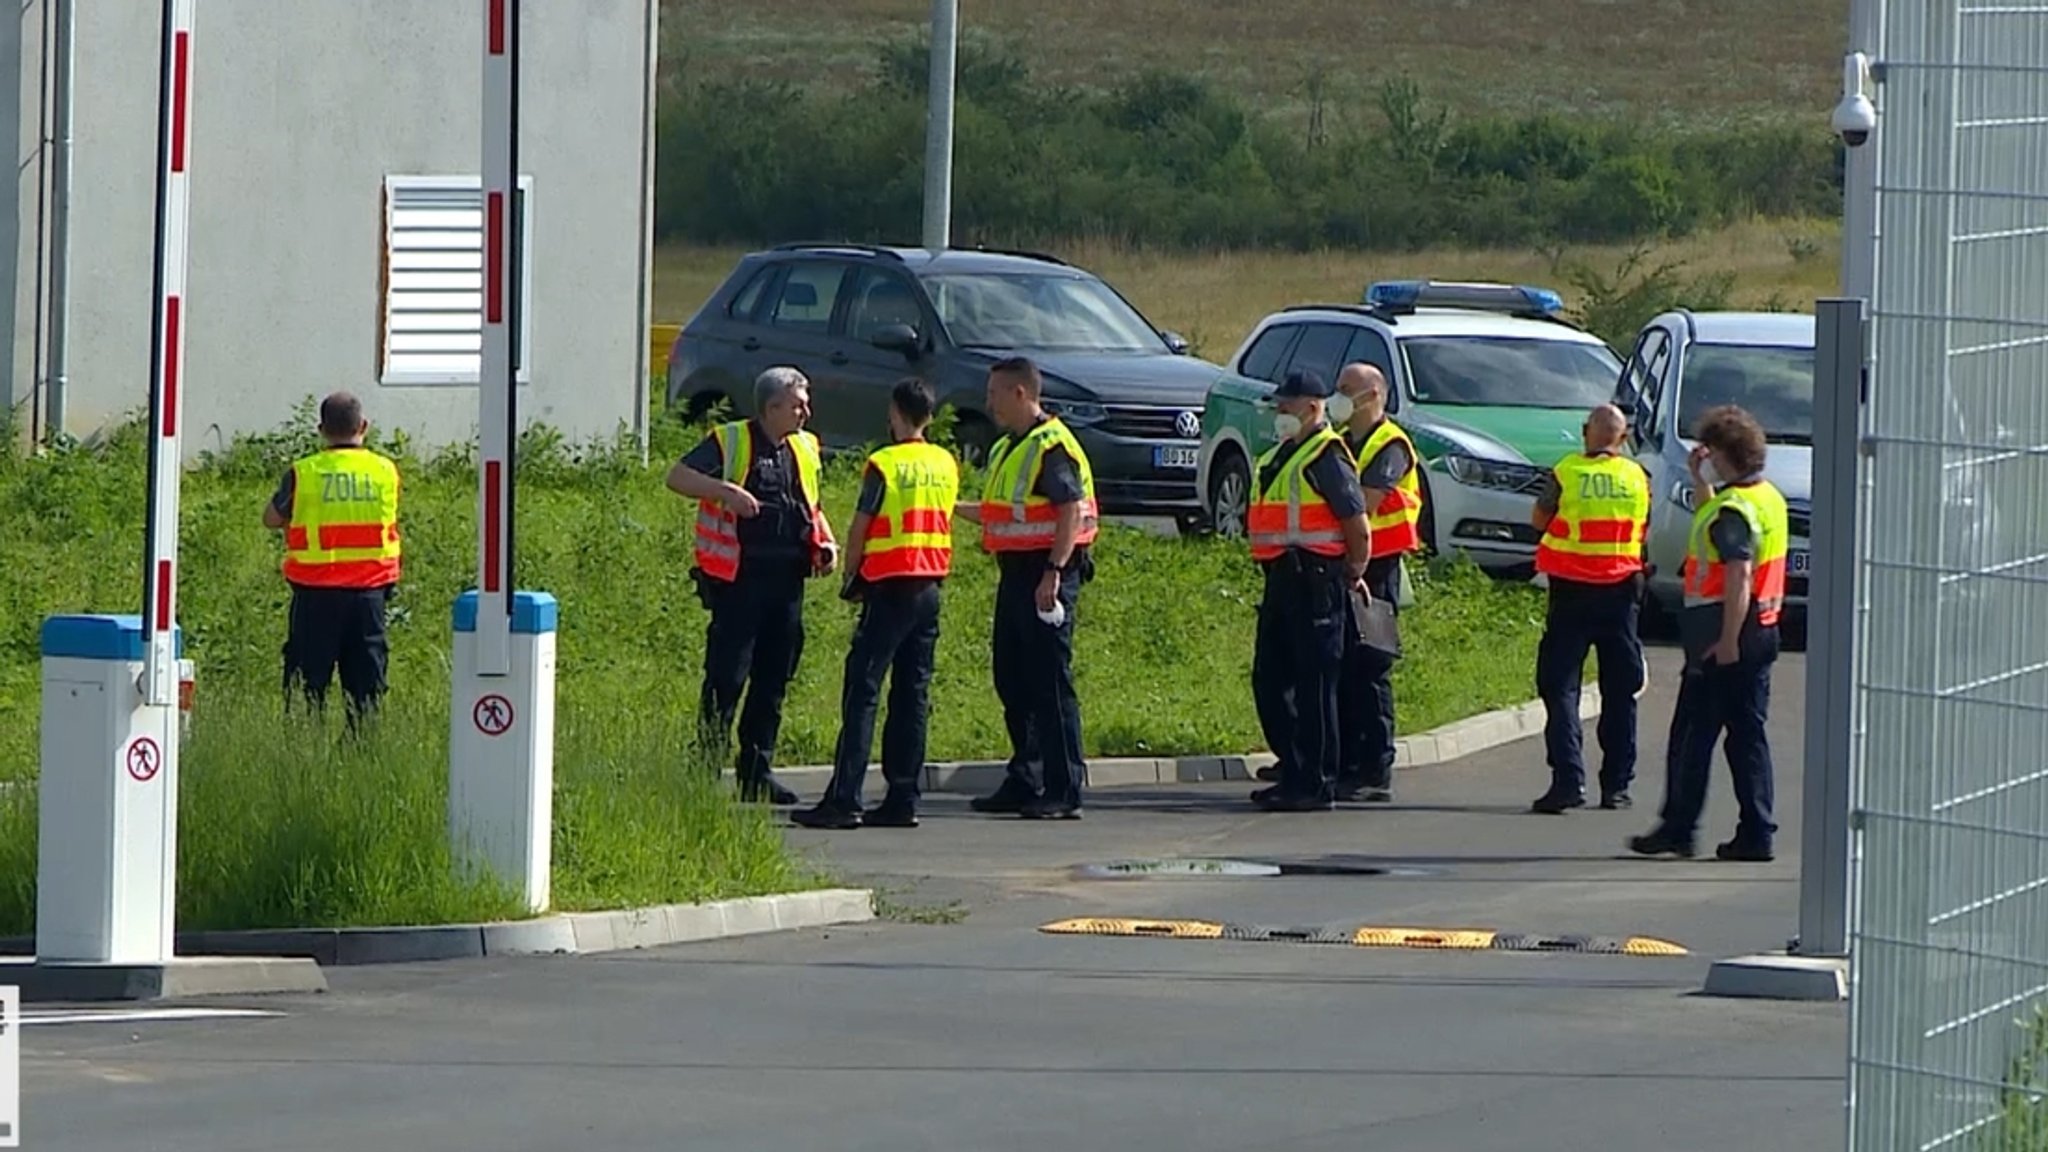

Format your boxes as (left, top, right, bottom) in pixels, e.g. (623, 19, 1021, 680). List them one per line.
(1154, 445, 1200, 470)
(1789, 549, 1811, 575)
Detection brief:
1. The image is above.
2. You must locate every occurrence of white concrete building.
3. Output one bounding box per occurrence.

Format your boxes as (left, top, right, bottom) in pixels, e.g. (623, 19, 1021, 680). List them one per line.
(5, 0, 658, 458)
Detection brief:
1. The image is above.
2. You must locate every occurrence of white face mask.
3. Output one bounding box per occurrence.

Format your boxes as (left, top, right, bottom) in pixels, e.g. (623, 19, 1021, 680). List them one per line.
(1325, 393, 1355, 424)
(1273, 413, 1304, 440)
(1697, 456, 1721, 488)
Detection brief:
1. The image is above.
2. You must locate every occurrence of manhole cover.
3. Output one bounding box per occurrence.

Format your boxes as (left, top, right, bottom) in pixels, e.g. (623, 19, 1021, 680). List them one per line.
(1076, 858, 1282, 879)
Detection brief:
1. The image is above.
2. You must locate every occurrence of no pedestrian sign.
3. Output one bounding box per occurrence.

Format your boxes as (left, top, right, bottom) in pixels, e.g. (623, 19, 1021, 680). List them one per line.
(125, 736, 162, 783)
(473, 694, 515, 737)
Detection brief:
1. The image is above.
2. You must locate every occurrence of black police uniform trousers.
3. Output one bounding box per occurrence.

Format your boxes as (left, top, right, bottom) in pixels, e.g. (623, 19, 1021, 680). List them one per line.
(1655, 621, 1780, 848)
(1253, 552, 1349, 800)
(1535, 573, 1646, 800)
(991, 555, 1087, 810)
(821, 577, 942, 813)
(283, 581, 393, 726)
(1337, 555, 1403, 793)
(698, 557, 809, 796)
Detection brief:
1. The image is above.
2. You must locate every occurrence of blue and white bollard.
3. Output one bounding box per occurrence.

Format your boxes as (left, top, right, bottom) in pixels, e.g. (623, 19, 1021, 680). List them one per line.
(449, 590, 559, 914)
(35, 615, 191, 964)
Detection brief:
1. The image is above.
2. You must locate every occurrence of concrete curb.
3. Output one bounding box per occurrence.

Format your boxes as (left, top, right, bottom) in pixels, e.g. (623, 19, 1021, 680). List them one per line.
(0, 888, 876, 969)
(772, 687, 1602, 794)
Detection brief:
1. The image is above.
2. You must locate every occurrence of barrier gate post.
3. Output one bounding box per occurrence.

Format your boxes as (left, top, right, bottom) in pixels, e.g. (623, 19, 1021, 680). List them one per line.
(447, 0, 557, 914)
(14, 0, 322, 1001)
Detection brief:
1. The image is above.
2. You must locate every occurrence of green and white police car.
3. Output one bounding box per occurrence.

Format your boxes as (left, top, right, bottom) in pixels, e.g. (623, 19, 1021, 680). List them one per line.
(1194, 280, 1626, 573)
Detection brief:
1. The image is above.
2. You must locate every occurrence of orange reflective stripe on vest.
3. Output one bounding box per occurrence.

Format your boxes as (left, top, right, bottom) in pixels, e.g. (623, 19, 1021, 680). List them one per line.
(1248, 427, 1350, 562)
(281, 447, 402, 589)
(1535, 452, 1650, 584)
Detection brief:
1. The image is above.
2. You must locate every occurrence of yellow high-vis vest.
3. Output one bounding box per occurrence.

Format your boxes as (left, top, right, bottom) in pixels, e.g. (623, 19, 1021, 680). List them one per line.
(978, 418, 1099, 553)
(1248, 426, 1351, 562)
(1683, 480, 1790, 626)
(1353, 418, 1423, 558)
(283, 447, 403, 588)
(1536, 452, 1650, 584)
(692, 421, 837, 583)
(861, 440, 960, 580)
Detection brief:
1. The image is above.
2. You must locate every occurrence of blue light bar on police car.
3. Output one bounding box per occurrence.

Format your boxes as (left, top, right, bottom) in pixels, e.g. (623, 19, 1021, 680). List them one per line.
(1364, 279, 1566, 316)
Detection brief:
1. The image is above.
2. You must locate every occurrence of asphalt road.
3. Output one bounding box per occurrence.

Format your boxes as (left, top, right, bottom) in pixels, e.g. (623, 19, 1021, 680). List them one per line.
(16, 644, 1845, 1152)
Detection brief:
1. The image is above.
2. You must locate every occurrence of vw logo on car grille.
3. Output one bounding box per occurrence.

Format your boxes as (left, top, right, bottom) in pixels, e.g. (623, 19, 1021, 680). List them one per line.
(1175, 410, 1201, 439)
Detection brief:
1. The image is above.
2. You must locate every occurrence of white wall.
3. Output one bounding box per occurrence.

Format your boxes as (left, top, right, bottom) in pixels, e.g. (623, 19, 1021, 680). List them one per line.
(10, 0, 657, 458)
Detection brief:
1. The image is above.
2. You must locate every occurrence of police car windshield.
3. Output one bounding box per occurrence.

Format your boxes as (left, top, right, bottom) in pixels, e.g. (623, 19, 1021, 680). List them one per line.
(1400, 336, 1621, 408)
(1676, 343, 1815, 444)
(923, 273, 1170, 353)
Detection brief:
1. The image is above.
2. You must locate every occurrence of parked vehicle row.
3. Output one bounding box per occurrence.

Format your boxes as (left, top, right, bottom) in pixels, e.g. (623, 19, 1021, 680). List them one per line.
(670, 245, 1934, 633)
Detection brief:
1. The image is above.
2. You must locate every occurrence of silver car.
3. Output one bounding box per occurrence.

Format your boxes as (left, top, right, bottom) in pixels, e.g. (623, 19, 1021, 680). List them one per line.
(1613, 307, 2006, 634)
(1612, 311, 1817, 624)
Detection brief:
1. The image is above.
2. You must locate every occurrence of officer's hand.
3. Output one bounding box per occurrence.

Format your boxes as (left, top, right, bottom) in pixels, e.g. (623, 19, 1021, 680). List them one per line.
(1686, 445, 1711, 484)
(1036, 569, 1059, 613)
(815, 542, 839, 576)
(1707, 637, 1740, 666)
(723, 485, 762, 518)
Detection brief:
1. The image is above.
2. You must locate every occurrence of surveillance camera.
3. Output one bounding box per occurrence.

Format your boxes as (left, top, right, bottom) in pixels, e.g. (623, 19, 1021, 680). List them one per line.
(1834, 52, 1876, 147)
(1833, 93, 1876, 147)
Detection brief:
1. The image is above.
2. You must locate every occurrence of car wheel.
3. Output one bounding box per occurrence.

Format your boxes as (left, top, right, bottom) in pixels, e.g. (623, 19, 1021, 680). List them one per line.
(953, 414, 996, 469)
(681, 391, 728, 424)
(1208, 449, 1251, 540)
(1417, 472, 1440, 555)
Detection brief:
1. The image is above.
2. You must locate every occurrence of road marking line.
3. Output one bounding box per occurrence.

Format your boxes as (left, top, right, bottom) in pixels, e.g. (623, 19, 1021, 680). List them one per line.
(19, 1008, 284, 1027)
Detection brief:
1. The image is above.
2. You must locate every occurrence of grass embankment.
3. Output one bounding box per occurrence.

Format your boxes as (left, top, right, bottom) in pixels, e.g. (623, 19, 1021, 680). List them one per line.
(0, 409, 1549, 936)
(663, 0, 1842, 127)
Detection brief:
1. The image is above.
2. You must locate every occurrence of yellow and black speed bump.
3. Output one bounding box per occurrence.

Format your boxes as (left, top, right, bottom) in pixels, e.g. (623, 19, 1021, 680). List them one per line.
(1040, 918, 1687, 957)
(1042, 918, 1227, 939)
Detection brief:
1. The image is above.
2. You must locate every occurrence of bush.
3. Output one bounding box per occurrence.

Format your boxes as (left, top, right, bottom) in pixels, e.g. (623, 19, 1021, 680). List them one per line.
(653, 35, 1842, 253)
(1555, 244, 1738, 349)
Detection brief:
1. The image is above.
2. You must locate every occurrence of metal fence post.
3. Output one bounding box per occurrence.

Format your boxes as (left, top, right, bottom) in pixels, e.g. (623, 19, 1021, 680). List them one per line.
(1797, 298, 1865, 960)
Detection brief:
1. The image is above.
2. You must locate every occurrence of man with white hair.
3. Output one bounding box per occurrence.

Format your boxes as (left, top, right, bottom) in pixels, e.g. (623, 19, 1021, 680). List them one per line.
(666, 366, 839, 805)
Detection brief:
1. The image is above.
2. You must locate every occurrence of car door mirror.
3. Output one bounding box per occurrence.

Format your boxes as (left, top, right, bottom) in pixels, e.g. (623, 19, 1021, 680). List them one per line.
(870, 323, 921, 358)
(1161, 330, 1191, 355)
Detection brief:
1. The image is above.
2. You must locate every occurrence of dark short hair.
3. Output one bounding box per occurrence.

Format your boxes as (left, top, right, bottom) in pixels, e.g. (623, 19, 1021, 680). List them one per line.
(891, 377, 936, 425)
(319, 391, 364, 437)
(988, 356, 1042, 396)
(1693, 404, 1768, 476)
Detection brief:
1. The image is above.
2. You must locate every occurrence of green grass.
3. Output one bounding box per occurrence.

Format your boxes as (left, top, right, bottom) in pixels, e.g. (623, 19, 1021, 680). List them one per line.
(0, 689, 810, 935)
(0, 402, 1551, 934)
(1987, 1004, 2048, 1150)
(660, 0, 1843, 131)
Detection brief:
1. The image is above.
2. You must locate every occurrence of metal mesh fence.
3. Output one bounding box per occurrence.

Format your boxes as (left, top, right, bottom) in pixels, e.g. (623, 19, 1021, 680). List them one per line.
(1850, 2, 2048, 1147)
